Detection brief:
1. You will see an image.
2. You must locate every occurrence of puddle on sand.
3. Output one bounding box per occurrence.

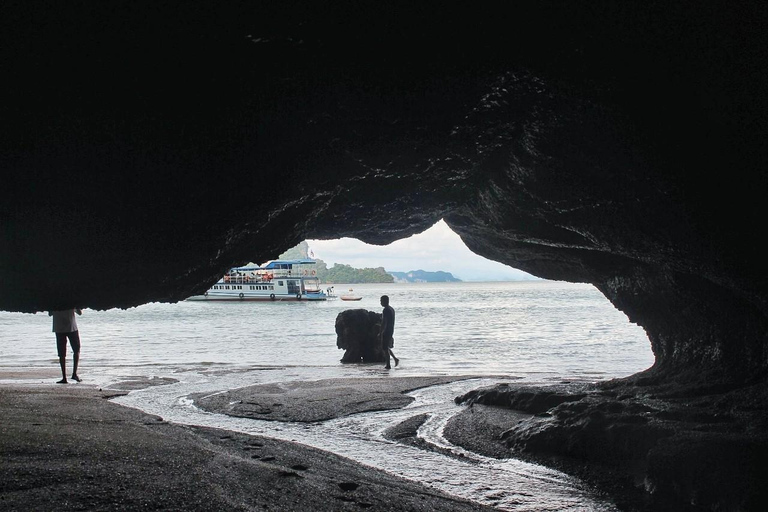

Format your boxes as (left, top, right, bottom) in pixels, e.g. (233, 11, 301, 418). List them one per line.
(112, 372, 616, 511)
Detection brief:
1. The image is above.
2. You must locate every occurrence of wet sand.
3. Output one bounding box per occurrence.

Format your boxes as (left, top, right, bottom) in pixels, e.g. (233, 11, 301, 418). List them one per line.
(0, 379, 497, 511)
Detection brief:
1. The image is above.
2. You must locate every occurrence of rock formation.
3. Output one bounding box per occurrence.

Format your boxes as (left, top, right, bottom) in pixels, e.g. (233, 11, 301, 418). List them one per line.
(335, 309, 385, 363)
(2, 2, 767, 509)
(454, 382, 768, 510)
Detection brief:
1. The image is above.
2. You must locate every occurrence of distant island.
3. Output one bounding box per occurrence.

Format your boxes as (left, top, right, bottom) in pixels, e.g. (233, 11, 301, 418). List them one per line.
(389, 270, 461, 283)
(279, 242, 461, 284)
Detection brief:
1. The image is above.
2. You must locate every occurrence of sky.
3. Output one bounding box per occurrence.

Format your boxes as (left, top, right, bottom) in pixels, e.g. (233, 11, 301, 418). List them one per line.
(306, 219, 539, 282)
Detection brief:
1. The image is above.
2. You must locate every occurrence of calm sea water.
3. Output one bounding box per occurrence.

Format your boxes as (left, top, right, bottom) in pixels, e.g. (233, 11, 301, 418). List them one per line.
(0, 281, 654, 511)
(0, 281, 652, 379)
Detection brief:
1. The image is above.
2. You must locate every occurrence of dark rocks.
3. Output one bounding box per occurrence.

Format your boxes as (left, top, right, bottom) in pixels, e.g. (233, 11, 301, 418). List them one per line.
(335, 309, 386, 363)
(452, 381, 768, 511)
(457, 384, 589, 414)
(382, 414, 429, 442)
(190, 376, 464, 422)
(645, 433, 768, 511)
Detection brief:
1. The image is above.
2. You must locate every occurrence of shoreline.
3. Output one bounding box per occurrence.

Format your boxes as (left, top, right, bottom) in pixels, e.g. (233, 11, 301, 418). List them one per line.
(1, 371, 635, 511)
(0, 382, 496, 511)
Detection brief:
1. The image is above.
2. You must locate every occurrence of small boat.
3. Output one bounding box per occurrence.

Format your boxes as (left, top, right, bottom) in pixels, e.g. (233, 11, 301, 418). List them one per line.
(186, 259, 327, 301)
(340, 288, 362, 301)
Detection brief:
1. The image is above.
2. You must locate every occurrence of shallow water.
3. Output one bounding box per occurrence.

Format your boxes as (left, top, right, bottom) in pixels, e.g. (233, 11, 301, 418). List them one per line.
(0, 281, 654, 510)
(115, 373, 615, 511)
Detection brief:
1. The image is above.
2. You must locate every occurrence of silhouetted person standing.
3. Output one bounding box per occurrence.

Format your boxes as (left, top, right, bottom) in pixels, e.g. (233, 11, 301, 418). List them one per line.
(380, 295, 399, 369)
(49, 308, 82, 384)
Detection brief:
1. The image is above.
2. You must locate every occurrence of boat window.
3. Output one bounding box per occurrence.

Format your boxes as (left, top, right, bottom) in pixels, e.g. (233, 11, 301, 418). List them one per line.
(278, 281, 283, 286)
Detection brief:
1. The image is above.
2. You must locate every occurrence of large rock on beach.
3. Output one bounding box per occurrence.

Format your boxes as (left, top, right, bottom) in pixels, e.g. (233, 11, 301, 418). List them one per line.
(335, 309, 385, 363)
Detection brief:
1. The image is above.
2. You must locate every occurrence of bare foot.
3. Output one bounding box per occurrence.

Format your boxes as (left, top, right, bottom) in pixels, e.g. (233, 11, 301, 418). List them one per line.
(71, 374, 82, 382)
(384, 365, 391, 370)
(56, 378, 68, 384)
(394, 357, 399, 367)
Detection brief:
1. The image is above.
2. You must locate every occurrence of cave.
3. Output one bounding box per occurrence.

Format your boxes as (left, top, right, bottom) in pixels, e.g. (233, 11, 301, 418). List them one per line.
(2, 2, 766, 510)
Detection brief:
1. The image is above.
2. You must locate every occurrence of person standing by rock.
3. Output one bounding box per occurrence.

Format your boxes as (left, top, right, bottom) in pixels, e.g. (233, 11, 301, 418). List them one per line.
(49, 308, 83, 384)
(380, 295, 399, 369)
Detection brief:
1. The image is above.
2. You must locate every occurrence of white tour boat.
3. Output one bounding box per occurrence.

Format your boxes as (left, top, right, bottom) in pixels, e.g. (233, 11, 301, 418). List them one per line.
(186, 259, 327, 302)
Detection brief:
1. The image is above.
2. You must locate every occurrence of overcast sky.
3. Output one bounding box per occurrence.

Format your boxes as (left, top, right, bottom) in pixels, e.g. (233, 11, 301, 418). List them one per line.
(306, 219, 539, 282)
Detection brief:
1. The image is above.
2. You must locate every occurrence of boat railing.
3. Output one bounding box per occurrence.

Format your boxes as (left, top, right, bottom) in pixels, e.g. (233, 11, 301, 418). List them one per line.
(222, 269, 319, 284)
(222, 274, 273, 284)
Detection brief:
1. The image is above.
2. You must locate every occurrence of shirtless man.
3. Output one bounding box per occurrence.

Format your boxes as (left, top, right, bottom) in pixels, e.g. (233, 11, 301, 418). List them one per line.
(380, 295, 399, 369)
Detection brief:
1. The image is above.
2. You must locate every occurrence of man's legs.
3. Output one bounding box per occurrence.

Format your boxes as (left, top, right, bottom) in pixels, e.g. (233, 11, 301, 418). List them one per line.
(383, 339, 391, 369)
(384, 337, 398, 369)
(56, 333, 68, 383)
(70, 331, 81, 382)
(389, 349, 399, 367)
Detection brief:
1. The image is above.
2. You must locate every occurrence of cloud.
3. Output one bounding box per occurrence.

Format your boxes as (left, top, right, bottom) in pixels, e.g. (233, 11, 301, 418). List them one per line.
(306, 220, 539, 281)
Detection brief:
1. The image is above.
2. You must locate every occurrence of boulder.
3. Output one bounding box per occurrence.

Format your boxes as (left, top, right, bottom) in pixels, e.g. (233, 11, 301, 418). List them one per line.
(335, 309, 385, 363)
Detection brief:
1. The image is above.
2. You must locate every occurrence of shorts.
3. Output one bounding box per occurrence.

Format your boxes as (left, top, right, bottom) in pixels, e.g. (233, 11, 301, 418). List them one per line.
(56, 331, 81, 358)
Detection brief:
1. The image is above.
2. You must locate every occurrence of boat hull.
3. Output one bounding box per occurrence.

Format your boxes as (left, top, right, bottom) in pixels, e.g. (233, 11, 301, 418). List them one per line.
(187, 292, 326, 302)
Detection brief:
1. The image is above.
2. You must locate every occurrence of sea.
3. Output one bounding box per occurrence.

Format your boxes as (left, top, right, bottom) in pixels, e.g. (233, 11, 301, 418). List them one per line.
(0, 281, 654, 511)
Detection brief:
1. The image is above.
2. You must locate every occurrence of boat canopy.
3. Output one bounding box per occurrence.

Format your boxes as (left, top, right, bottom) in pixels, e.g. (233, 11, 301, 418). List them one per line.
(261, 259, 316, 269)
(231, 259, 317, 272)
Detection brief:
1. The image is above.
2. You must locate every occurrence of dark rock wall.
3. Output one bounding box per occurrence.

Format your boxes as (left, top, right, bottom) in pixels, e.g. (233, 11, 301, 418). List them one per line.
(2, 2, 767, 385)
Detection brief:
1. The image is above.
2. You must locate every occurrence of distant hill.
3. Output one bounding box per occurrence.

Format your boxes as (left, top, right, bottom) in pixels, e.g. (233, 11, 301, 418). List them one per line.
(280, 242, 394, 284)
(389, 270, 461, 283)
(279, 242, 461, 283)
(276, 241, 533, 283)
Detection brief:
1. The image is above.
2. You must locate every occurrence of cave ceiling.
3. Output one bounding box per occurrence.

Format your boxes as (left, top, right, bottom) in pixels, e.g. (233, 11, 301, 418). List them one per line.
(2, 2, 767, 379)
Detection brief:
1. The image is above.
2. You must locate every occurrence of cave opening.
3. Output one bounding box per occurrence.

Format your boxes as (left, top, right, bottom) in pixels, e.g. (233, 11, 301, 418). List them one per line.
(0, 218, 654, 382)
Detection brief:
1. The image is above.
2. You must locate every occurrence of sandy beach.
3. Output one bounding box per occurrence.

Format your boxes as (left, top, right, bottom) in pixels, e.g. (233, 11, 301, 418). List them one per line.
(0, 376, 502, 512)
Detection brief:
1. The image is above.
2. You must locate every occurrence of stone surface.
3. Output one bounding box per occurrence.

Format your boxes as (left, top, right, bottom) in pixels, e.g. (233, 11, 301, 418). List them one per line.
(190, 376, 468, 423)
(335, 309, 385, 363)
(453, 381, 768, 510)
